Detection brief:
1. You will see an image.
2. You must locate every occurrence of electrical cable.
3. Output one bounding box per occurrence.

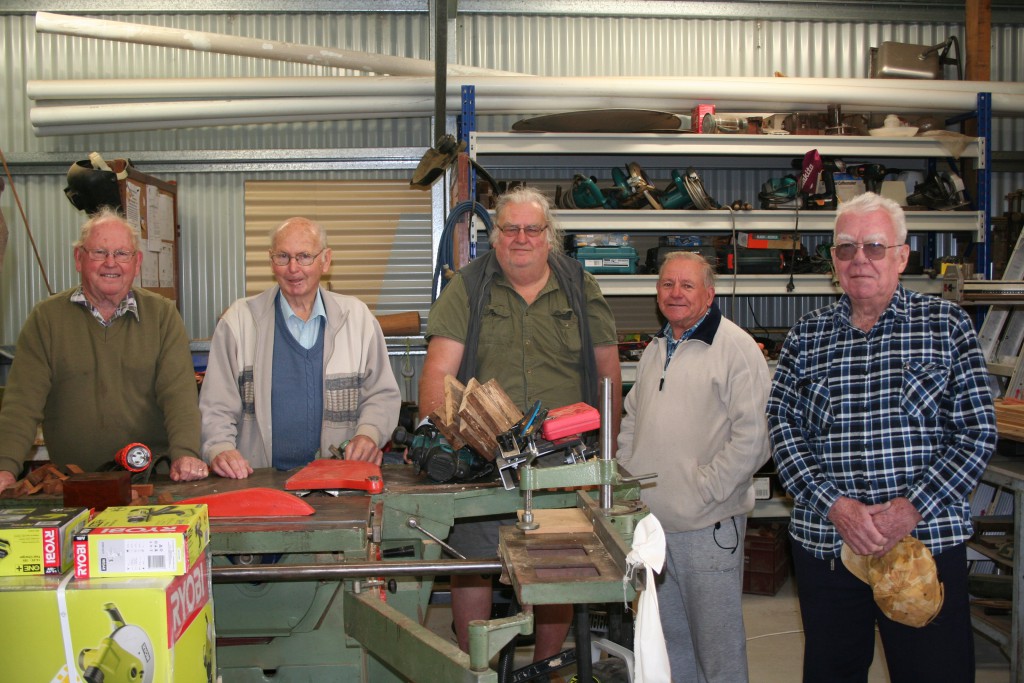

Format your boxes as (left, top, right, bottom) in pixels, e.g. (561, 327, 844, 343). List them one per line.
(713, 516, 740, 554)
(432, 200, 494, 302)
(746, 630, 805, 642)
(745, 298, 771, 344)
(786, 206, 800, 293)
(728, 204, 738, 303)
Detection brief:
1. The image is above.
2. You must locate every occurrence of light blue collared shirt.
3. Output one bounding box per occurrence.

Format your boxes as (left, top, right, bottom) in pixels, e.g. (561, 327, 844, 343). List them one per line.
(278, 290, 327, 349)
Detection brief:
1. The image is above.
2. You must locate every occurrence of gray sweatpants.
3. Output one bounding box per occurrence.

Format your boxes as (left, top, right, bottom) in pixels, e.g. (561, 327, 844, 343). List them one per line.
(656, 516, 749, 683)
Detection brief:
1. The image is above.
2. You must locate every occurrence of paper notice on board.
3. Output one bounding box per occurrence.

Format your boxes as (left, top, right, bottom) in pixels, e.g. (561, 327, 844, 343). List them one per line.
(124, 183, 142, 230)
(159, 243, 174, 288)
(140, 250, 159, 288)
(146, 185, 162, 252)
(157, 193, 174, 241)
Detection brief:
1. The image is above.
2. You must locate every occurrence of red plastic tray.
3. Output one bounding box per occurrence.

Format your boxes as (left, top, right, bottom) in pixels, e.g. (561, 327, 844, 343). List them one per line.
(284, 459, 384, 493)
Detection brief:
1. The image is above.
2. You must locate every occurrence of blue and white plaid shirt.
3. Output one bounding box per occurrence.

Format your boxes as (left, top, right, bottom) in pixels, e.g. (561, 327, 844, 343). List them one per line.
(767, 284, 996, 558)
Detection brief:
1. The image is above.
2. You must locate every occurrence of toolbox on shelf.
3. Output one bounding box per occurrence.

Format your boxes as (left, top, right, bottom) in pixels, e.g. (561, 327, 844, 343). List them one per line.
(574, 246, 639, 274)
(644, 245, 719, 273)
(743, 521, 792, 596)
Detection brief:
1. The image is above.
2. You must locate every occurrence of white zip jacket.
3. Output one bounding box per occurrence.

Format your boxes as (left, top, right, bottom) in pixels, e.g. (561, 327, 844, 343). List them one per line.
(617, 308, 771, 533)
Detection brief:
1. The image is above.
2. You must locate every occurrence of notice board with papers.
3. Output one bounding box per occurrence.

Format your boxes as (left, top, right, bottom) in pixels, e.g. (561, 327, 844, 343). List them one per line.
(119, 166, 179, 308)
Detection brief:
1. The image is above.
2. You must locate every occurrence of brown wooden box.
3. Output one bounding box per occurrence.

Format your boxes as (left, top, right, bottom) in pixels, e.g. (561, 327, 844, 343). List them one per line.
(743, 521, 792, 596)
(63, 471, 132, 511)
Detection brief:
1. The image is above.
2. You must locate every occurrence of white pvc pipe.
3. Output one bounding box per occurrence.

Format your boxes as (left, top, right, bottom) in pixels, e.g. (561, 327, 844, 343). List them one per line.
(32, 115, 427, 137)
(25, 76, 1024, 116)
(29, 75, 1024, 102)
(27, 107, 675, 136)
(31, 96, 719, 129)
(34, 11, 520, 78)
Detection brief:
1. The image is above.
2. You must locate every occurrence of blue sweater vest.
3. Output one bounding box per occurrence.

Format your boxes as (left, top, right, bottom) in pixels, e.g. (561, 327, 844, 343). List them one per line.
(270, 303, 325, 470)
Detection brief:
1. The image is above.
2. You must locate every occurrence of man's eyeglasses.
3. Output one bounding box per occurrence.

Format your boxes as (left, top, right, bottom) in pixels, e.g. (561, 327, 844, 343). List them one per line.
(269, 249, 325, 267)
(83, 248, 136, 263)
(495, 224, 548, 237)
(831, 242, 904, 262)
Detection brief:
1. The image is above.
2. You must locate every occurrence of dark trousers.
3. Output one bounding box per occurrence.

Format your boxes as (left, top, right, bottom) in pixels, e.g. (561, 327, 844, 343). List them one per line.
(791, 541, 974, 683)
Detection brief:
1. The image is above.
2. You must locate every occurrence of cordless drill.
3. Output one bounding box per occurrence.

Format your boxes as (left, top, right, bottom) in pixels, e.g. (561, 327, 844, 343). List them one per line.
(848, 163, 895, 194)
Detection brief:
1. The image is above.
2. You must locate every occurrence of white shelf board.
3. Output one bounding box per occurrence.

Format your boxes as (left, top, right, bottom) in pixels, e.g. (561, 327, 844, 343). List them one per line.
(471, 132, 982, 159)
(595, 273, 943, 296)
(554, 209, 980, 234)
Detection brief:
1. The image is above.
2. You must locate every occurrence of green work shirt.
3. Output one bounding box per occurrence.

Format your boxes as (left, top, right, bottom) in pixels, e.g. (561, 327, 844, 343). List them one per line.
(425, 269, 617, 412)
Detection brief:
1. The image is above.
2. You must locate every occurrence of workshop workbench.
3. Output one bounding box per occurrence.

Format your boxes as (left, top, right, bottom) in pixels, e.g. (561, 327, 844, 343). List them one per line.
(2, 460, 641, 682)
(147, 464, 614, 683)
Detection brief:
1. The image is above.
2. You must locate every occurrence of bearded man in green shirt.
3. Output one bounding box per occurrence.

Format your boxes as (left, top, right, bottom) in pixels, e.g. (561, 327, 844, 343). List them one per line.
(419, 185, 621, 665)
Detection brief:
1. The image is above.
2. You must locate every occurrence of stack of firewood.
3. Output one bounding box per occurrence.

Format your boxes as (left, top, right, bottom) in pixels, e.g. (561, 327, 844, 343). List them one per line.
(429, 376, 523, 461)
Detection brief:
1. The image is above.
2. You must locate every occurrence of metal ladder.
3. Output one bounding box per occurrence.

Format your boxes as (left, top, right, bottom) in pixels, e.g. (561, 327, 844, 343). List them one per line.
(978, 227, 1024, 398)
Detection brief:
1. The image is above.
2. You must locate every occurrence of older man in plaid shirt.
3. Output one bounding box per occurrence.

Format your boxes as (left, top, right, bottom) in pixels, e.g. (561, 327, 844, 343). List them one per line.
(767, 192, 996, 683)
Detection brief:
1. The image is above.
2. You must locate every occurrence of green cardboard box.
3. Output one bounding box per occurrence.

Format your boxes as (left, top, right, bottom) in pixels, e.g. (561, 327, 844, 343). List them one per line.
(0, 507, 90, 576)
(73, 505, 209, 579)
(0, 551, 215, 683)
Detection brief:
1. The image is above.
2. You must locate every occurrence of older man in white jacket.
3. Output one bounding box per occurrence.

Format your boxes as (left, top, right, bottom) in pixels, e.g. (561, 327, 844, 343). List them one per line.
(617, 251, 770, 683)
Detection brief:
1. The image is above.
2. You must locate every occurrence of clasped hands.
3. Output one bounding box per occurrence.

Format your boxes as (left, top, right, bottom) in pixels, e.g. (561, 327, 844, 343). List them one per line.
(829, 495, 923, 558)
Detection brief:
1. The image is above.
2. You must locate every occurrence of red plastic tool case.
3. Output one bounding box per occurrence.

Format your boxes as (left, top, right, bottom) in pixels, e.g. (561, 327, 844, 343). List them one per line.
(541, 402, 601, 441)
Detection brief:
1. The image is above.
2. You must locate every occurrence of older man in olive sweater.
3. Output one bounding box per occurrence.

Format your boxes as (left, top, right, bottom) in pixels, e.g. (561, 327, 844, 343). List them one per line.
(0, 209, 205, 491)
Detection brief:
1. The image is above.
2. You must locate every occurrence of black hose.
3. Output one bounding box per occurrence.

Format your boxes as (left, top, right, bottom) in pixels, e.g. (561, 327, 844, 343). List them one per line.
(433, 201, 495, 302)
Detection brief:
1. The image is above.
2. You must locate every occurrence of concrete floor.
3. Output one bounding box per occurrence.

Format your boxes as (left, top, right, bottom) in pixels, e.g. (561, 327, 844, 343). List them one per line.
(743, 577, 1011, 683)
(425, 575, 1013, 682)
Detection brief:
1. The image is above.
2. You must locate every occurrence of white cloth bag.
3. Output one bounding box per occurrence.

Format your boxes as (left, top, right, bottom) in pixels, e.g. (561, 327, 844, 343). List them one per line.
(624, 513, 670, 683)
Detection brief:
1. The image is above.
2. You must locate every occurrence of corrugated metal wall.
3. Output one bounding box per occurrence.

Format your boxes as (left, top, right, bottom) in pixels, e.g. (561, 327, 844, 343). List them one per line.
(242, 179, 432, 314)
(1, 6, 1023, 346)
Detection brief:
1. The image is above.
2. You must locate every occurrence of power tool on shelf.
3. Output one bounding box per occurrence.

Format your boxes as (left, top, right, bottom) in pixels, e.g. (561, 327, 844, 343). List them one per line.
(608, 162, 660, 209)
(657, 168, 718, 209)
(795, 150, 839, 210)
(907, 171, 971, 210)
(848, 162, 899, 194)
(555, 174, 613, 209)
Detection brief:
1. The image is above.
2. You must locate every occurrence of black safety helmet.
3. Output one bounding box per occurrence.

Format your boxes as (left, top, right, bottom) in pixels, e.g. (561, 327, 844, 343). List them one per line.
(64, 160, 123, 214)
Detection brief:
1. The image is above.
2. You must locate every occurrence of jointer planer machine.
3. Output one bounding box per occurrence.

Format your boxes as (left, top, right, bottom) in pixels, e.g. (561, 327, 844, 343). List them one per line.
(156, 384, 650, 682)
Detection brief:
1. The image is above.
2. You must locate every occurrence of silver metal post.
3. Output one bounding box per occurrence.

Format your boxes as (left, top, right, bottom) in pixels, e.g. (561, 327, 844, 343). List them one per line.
(517, 488, 538, 530)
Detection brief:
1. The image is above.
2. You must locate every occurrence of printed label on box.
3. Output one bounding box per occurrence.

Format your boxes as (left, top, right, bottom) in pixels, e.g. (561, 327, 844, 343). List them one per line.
(98, 537, 178, 574)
